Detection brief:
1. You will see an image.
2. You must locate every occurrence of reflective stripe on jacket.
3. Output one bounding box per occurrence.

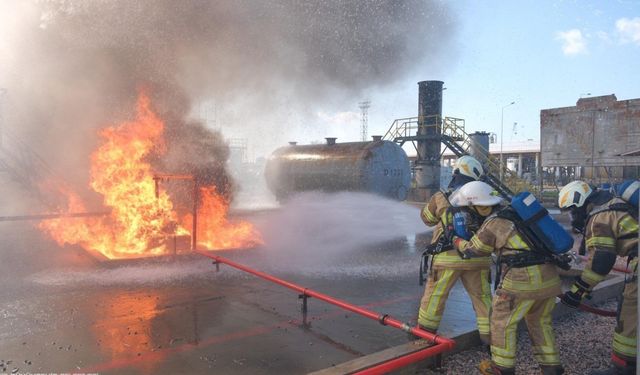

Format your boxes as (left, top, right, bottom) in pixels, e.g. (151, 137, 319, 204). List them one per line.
(581, 197, 639, 289)
(457, 216, 562, 299)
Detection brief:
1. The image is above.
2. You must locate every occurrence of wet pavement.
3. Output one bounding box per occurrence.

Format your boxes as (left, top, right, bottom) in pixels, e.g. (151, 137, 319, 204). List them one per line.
(0, 196, 597, 375)
(0, 205, 492, 375)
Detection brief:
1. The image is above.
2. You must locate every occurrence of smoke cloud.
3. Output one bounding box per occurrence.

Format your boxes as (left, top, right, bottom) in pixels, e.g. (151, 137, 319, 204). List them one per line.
(0, 0, 454, 210)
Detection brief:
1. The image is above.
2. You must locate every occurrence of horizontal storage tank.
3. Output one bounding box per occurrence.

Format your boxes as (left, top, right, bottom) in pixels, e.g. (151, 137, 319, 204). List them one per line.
(265, 137, 411, 201)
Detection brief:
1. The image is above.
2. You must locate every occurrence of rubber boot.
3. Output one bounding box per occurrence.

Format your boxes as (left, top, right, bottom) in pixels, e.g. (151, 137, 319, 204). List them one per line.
(540, 365, 564, 375)
(478, 359, 515, 375)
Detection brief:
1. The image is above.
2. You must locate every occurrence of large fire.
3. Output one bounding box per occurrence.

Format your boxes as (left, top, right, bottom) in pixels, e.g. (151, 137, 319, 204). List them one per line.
(39, 93, 262, 259)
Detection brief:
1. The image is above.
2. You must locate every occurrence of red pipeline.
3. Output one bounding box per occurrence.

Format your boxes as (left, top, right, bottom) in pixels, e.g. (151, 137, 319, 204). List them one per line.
(197, 250, 455, 372)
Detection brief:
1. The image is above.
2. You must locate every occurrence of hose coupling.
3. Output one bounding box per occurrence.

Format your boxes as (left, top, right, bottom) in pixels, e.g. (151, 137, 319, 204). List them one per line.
(377, 314, 389, 325)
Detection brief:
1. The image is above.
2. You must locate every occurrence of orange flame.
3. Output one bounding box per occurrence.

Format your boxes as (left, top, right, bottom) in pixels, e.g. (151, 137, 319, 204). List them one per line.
(182, 186, 261, 250)
(39, 93, 262, 259)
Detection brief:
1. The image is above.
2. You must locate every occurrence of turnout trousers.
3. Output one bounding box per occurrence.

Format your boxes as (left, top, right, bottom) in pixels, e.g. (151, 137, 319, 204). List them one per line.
(613, 278, 637, 362)
(489, 291, 560, 370)
(418, 268, 492, 343)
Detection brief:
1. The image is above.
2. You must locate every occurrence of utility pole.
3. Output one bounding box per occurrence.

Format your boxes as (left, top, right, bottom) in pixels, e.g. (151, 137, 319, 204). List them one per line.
(500, 101, 515, 181)
(359, 100, 370, 142)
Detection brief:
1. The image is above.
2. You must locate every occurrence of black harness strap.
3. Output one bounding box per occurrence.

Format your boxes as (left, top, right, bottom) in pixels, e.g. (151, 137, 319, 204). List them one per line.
(493, 207, 571, 289)
(522, 207, 549, 226)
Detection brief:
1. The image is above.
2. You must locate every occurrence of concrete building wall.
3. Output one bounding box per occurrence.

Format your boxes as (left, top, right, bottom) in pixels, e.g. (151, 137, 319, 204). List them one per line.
(540, 95, 640, 180)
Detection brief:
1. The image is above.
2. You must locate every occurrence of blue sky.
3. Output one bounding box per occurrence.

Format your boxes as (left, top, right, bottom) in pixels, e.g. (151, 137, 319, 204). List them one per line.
(326, 0, 640, 149)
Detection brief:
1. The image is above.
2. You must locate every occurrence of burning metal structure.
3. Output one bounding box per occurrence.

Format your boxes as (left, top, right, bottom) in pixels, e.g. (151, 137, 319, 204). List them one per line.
(38, 93, 262, 260)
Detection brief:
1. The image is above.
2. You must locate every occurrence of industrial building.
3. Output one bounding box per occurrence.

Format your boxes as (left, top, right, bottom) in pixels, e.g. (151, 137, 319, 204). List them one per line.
(540, 94, 640, 185)
(442, 138, 540, 181)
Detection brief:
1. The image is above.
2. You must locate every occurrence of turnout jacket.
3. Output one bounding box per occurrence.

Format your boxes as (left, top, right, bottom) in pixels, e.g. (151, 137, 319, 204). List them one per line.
(579, 197, 638, 290)
(453, 215, 562, 299)
(421, 191, 491, 270)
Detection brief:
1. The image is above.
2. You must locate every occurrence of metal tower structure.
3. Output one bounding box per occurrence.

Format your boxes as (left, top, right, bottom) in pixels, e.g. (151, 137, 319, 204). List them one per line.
(382, 81, 530, 201)
(199, 102, 218, 130)
(358, 100, 370, 142)
(228, 138, 248, 163)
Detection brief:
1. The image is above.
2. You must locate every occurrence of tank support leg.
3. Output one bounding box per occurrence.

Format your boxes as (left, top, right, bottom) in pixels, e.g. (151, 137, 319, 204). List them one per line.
(299, 293, 311, 326)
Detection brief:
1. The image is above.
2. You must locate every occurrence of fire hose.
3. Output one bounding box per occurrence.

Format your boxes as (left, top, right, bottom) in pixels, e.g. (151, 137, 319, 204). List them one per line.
(573, 299, 617, 317)
(562, 256, 630, 317)
(196, 250, 455, 374)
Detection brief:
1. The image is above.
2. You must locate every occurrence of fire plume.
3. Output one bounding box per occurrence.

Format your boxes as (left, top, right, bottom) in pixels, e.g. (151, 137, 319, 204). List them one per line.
(40, 93, 262, 259)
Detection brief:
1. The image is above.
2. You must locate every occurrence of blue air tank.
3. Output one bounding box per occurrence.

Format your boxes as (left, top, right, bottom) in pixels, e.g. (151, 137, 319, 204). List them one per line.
(265, 137, 410, 201)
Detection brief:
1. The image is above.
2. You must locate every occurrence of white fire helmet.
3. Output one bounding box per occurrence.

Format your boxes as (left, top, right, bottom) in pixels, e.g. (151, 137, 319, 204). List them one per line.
(558, 180, 593, 209)
(449, 181, 503, 207)
(454, 156, 484, 181)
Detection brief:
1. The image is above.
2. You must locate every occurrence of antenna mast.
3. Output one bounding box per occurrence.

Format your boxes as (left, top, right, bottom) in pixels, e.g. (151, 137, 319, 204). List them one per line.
(359, 100, 371, 141)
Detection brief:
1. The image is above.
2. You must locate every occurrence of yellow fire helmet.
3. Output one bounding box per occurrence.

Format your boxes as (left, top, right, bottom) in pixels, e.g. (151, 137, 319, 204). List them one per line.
(558, 180, 593, 209)
(454, 155, 484, 181)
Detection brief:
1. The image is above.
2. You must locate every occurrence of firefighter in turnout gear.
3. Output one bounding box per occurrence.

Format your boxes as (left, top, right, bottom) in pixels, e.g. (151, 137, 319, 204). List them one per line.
(452, 188, 565, 375)
(417, 156, 493, 345)
(558, 180, 638, 375)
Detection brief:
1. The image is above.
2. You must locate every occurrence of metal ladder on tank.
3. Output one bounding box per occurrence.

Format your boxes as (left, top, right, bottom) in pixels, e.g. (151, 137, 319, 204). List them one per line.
(383, 116, 531, 199)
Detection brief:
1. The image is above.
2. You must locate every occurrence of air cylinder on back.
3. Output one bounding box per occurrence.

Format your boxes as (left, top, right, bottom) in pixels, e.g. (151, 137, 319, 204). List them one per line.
(264, 137, 410, 201)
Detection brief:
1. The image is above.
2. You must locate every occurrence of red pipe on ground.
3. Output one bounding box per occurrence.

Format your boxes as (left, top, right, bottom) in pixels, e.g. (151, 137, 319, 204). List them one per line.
(196, 250, 455, 349)
(355, 342, 451, 375)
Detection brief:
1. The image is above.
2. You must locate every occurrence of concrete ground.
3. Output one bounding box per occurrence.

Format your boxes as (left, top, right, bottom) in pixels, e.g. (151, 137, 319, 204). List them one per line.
(0, 198, 629, 375)
(0, 205, 463, 375)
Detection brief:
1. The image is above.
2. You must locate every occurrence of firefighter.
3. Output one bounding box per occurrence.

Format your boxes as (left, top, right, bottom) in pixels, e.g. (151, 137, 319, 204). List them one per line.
(558, 180, 638, 375)
(417, 156, 493, 345)
(451, 184, 565, 375)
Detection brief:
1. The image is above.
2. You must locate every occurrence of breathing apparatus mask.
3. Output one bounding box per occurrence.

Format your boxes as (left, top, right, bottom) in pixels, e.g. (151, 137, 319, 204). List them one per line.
(447, 173, 474, 192)
(567, 190, 610, 233)
(568, 205, 588, 233)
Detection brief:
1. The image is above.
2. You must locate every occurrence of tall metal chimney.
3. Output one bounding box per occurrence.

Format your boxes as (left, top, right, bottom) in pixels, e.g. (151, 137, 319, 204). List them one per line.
(415, 80, 443, 201)
(469, 131, 490, 161)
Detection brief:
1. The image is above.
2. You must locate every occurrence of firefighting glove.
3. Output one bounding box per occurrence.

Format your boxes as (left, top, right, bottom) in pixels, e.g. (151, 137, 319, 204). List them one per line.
(560, 290, 582, 309)
(561, 277, 590, 309)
